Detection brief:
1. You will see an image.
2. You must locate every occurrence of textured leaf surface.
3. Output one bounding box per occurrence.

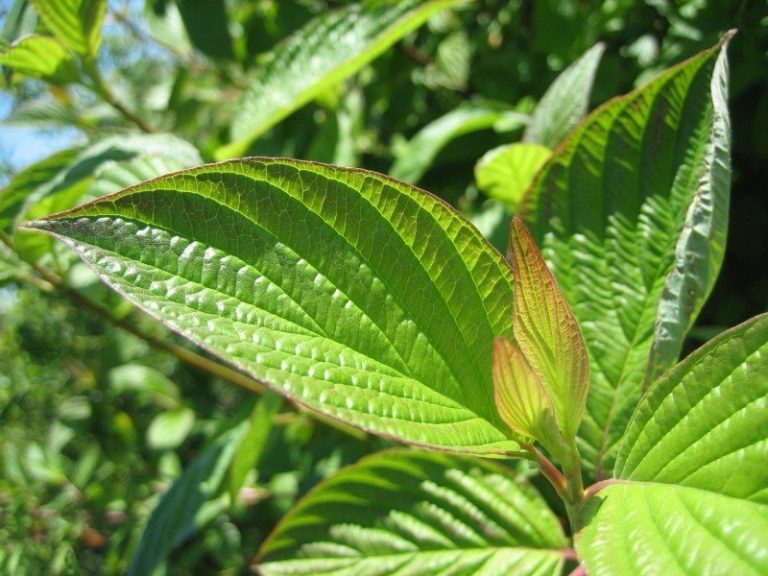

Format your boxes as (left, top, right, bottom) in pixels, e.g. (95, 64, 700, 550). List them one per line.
(492, 337, 558, 450)
(509, 219, 589, 440)
(390, 104, 518, 184)
(219, 0, 462, 159)
(521, 37, 732, 476)
(523, 42, 604, 148)
(257, 449, 567, 575)
(577, 483, 768, 576)
(0, 34, 78, 83)
(30, 0, 106, 56)
(128, 423, 246, 576)
(616, 313, 768, 501)
(475, 143, 551, 211)
(576, 314, 768, 575)
(26, 158, 521, 456)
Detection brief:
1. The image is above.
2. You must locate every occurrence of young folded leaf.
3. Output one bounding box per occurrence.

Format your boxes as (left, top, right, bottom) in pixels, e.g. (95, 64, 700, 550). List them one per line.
(508, 218, 589, 440)
(492, 336, 562, 454)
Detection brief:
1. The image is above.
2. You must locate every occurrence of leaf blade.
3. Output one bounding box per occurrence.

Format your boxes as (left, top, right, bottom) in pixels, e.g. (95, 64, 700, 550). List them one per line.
(25, 158, 521, 456)
(257, 449, 567, 576)
(217, 0, 463, 159)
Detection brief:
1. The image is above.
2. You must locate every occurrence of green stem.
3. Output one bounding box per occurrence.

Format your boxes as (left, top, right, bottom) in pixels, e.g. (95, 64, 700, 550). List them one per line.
(82, 60, 153, 133)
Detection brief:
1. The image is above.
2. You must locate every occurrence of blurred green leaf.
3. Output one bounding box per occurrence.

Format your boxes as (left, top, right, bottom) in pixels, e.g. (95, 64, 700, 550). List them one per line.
(228, 391, 282, 502)
(109, 364, 180, 409)
(217, 0, 464, 159)
(30, 0, 106, 57)
(0, 35, 78, 83)
(128, 422, 247, 576)
(146, 407, 196, 450)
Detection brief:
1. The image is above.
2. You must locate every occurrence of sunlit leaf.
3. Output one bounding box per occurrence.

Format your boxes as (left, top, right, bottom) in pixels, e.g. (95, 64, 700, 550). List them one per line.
(521, 35, 732, 476)
(30, 0, 106, 57)
(257, 449, 567, 575)
(575, 314, 768, 575)
(217, 0, 464, 160)
(0, 34, 78, 83)
(25, 158, 522, 457)
(508, 218, 589, 440)
(475, 143, 551, 211)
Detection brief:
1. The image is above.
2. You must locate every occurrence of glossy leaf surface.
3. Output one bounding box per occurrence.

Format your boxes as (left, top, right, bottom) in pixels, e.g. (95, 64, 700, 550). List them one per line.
(523, 42, 605, 148)
(521, 37, 732, 475)
(30, 0, 106, 57)
(219, 0, 462, 159)
(475, 143, 550, 211)
(0, 34, 78, 83)
(257, 449, 567, 575)
(508, 218, 588, 440)
(26, 158, 521, 456)
(576, 314, 768, 575)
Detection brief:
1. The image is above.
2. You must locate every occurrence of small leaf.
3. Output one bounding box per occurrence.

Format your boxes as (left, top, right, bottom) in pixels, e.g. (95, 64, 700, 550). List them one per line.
(30, 0, 106, 57)
(508, 218, 589, 440)
(475, 143, 551, 211)
(492, 336, 561, 453)
(217, 0, 463, 159)
(391, 103, 517, 184)
(146, 407, 196, 450)
(0, 34, 78, 83)
(25, 158, 521, 456)
(575, 314, 768, 575)
(524, 42, 605, 148)
(257, 449, 567, 575)
(229, 391, 282, 502)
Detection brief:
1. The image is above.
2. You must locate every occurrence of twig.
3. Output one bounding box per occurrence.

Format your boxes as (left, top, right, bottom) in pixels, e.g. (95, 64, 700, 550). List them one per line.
(82, 61, 154, 133)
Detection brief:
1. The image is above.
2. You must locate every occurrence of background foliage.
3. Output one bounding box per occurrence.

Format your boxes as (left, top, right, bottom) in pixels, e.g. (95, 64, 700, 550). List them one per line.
(0, 0, 766, 574)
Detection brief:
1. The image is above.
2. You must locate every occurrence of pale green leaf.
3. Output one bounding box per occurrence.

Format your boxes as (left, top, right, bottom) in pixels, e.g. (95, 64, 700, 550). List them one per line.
(257, 449, 567, 575)
(475, 143, 551, 211)
(575, 314, 768, 575)
(108, 363, 180, 410)
(521, 36, 733, 476)
(576, 483, 768, 576)
(229, 391, 282, 502)
(616, 313, 768, 502)
(391, 103, 517, 184)
(25, 158, 521, 456)
(492, 336, 560, 452)
(0, 34, 78, 83)
(128, 423, 246, 576)
(508, 218, 589, 440)
(524, 42, 605, 148)
(30, 0, 106, 57)
(217, 0, 463, 160)
(146, 407, 196, 450)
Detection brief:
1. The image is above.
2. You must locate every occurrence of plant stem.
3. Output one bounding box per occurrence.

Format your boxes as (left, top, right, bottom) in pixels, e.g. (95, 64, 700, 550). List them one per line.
(82, 61, 153, 133)
(528, 445, 569, 503)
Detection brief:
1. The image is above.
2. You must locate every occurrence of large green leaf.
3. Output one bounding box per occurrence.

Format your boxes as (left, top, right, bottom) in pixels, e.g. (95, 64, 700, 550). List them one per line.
(0, 34, 78, 83)
(25, 158, 522, 456)
(217, 0, 463, 160)
(523, 42, 605, 148)
(30, 0, 106, 57)
(391, 103, 523, 184)
(521, 36, 732, 476)
(257, 449, 568, 575)
(575, 314, 768, 575)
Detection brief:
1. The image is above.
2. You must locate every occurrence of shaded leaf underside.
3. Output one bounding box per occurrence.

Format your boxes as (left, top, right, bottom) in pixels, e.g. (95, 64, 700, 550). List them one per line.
(28, 158, 520, 455)
(258, 450, 567, 576)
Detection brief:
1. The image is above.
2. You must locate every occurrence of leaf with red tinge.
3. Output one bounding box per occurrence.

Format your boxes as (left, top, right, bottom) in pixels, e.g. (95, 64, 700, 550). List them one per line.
(492, 336, 562, 453)
(508, 218, 589, 440)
